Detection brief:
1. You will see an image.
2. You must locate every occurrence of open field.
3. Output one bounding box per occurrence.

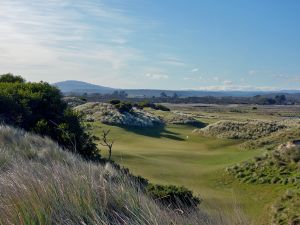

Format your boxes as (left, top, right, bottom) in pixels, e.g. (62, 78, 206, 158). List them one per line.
(91, 120, 287, 224)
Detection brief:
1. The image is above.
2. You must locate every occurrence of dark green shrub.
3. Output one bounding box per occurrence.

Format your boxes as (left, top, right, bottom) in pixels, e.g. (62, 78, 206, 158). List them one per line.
(155, 104, 170, 111)
(109, 99, 121, 105)
(137, 100, 153, 108)
(115, 102, 133, 113)
(138, 101, 170, 111)
(0, 74, 99, 159)
(146, 184, 201, 208)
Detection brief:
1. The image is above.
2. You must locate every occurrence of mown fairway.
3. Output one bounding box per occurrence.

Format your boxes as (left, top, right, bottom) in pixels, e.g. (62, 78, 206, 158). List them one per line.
(91, 122, 286, 224)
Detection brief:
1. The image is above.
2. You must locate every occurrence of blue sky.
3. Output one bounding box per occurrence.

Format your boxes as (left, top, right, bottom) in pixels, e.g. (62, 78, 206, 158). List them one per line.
(0, 0, 299, 90)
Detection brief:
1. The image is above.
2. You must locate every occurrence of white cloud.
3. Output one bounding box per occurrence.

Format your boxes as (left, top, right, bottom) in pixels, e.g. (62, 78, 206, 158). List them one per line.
(289, 75, 300, 82)
(223, 80, 233, 85)
(191, 68, 199, 72)
(162, 59, 186, 66)
(111, 38, 128, 44)
(273, 74, 300, 82)
(213, 76, 220, 81)
(0, 0, 141, 84)
(184, 76, 202, 81)
(248, 70, 257, 75)
(159, 54, 187, 67)
(145, 73, 169, 80)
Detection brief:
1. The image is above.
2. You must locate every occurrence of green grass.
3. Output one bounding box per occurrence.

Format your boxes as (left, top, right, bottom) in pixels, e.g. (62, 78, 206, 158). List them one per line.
(91, 122, 286, 224)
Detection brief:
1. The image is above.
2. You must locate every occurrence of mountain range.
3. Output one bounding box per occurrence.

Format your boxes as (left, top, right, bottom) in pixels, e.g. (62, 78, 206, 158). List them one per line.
(54, 80, 300, 98)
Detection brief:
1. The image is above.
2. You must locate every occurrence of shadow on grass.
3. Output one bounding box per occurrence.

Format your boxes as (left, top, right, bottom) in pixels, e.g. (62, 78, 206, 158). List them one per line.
(183, 121, 207, 129)
(120, 125, 185, 141)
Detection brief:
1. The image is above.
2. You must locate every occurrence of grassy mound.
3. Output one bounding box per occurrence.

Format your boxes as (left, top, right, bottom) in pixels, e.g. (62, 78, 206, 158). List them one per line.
(147, 109, 204, 127)
(272, 189, 300, 225)
(75, 102, 163, 127)
(227, 143, 300, 225)
(241, 126, 300, 150)
(227, 144, 300, 186)
(63, 96, 87, 107)
(0, 125, 243, 225)
(194, 120, 287, 140)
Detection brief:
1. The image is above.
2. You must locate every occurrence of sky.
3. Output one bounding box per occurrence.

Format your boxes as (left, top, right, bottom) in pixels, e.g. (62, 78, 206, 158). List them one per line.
(0, 0, 300, 91)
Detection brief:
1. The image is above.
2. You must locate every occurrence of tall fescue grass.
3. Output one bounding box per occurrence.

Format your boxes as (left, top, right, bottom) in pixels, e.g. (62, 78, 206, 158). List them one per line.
(241, 126, 300, 150)
(194, 120, 287, 140)
(0, 126, 249, 225)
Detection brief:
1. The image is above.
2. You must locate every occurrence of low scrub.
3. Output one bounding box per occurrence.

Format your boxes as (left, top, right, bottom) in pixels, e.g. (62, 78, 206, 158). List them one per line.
(149, 109, 203, 126)
(115, 102, 133, 113)
(63, 96, 87, 107)
(241, 126, 300, 150)
(109, 100, 134, 113)
(195, 120, 287, 140)
(227, 144, 300, 225)
(147, 184, 201, 208)
(271, 189, 300, 225)
(75, 102, 163, 128)
(227, 144, 300, 186)
(136, 101, 170, 111)
(0, 126, 247, 225)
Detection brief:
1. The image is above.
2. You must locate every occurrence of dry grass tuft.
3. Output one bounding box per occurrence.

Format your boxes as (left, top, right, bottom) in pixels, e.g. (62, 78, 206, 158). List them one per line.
(0, 126, 249, 225)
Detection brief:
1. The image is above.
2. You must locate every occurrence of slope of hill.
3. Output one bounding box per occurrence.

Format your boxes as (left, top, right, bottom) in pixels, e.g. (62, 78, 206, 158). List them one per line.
(227, 142, 300, 224)
(194, 120, 287, 140)
(75, 102, 163, 127)
(0, 125, 247, 225)
(53, 80, 115, 94)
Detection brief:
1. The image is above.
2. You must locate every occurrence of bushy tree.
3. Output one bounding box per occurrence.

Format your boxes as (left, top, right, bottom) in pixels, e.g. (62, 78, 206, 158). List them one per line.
(0, 73, 25, 83)
(275, 95, 286, 104)
(160, 92, 168, 98)
(0, 74, 99, 159)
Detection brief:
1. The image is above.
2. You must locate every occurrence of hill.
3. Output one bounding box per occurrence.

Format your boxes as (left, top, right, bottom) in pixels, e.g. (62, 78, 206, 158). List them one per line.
(75, 102, 163, 127)
(53, 80, 115, 94)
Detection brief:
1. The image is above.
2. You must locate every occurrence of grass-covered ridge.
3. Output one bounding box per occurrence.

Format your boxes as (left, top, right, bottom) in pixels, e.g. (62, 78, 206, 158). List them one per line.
(194, 120, 287, 140)
(272, 189, 300, 225)
(0, 126, 248, 225)
(227, 140, 300, 224)
(227, 146, 300, 186)
(75, 102, 163, 127)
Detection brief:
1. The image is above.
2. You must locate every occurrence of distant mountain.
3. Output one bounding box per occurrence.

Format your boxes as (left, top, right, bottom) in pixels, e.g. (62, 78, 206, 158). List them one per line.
(53, 80, 115, 94)
(53, 80, 300, 98)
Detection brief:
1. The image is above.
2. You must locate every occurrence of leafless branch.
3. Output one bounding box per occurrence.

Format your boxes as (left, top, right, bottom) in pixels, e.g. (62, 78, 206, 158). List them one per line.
(99, 129, 114, 160)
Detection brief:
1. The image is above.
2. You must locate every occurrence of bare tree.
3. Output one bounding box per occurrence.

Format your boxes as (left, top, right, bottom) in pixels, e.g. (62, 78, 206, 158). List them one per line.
(99, 129, 114, 160)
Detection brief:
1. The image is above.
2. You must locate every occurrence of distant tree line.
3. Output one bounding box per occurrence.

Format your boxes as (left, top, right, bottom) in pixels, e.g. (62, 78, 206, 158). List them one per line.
(68, 91, 298, 105)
